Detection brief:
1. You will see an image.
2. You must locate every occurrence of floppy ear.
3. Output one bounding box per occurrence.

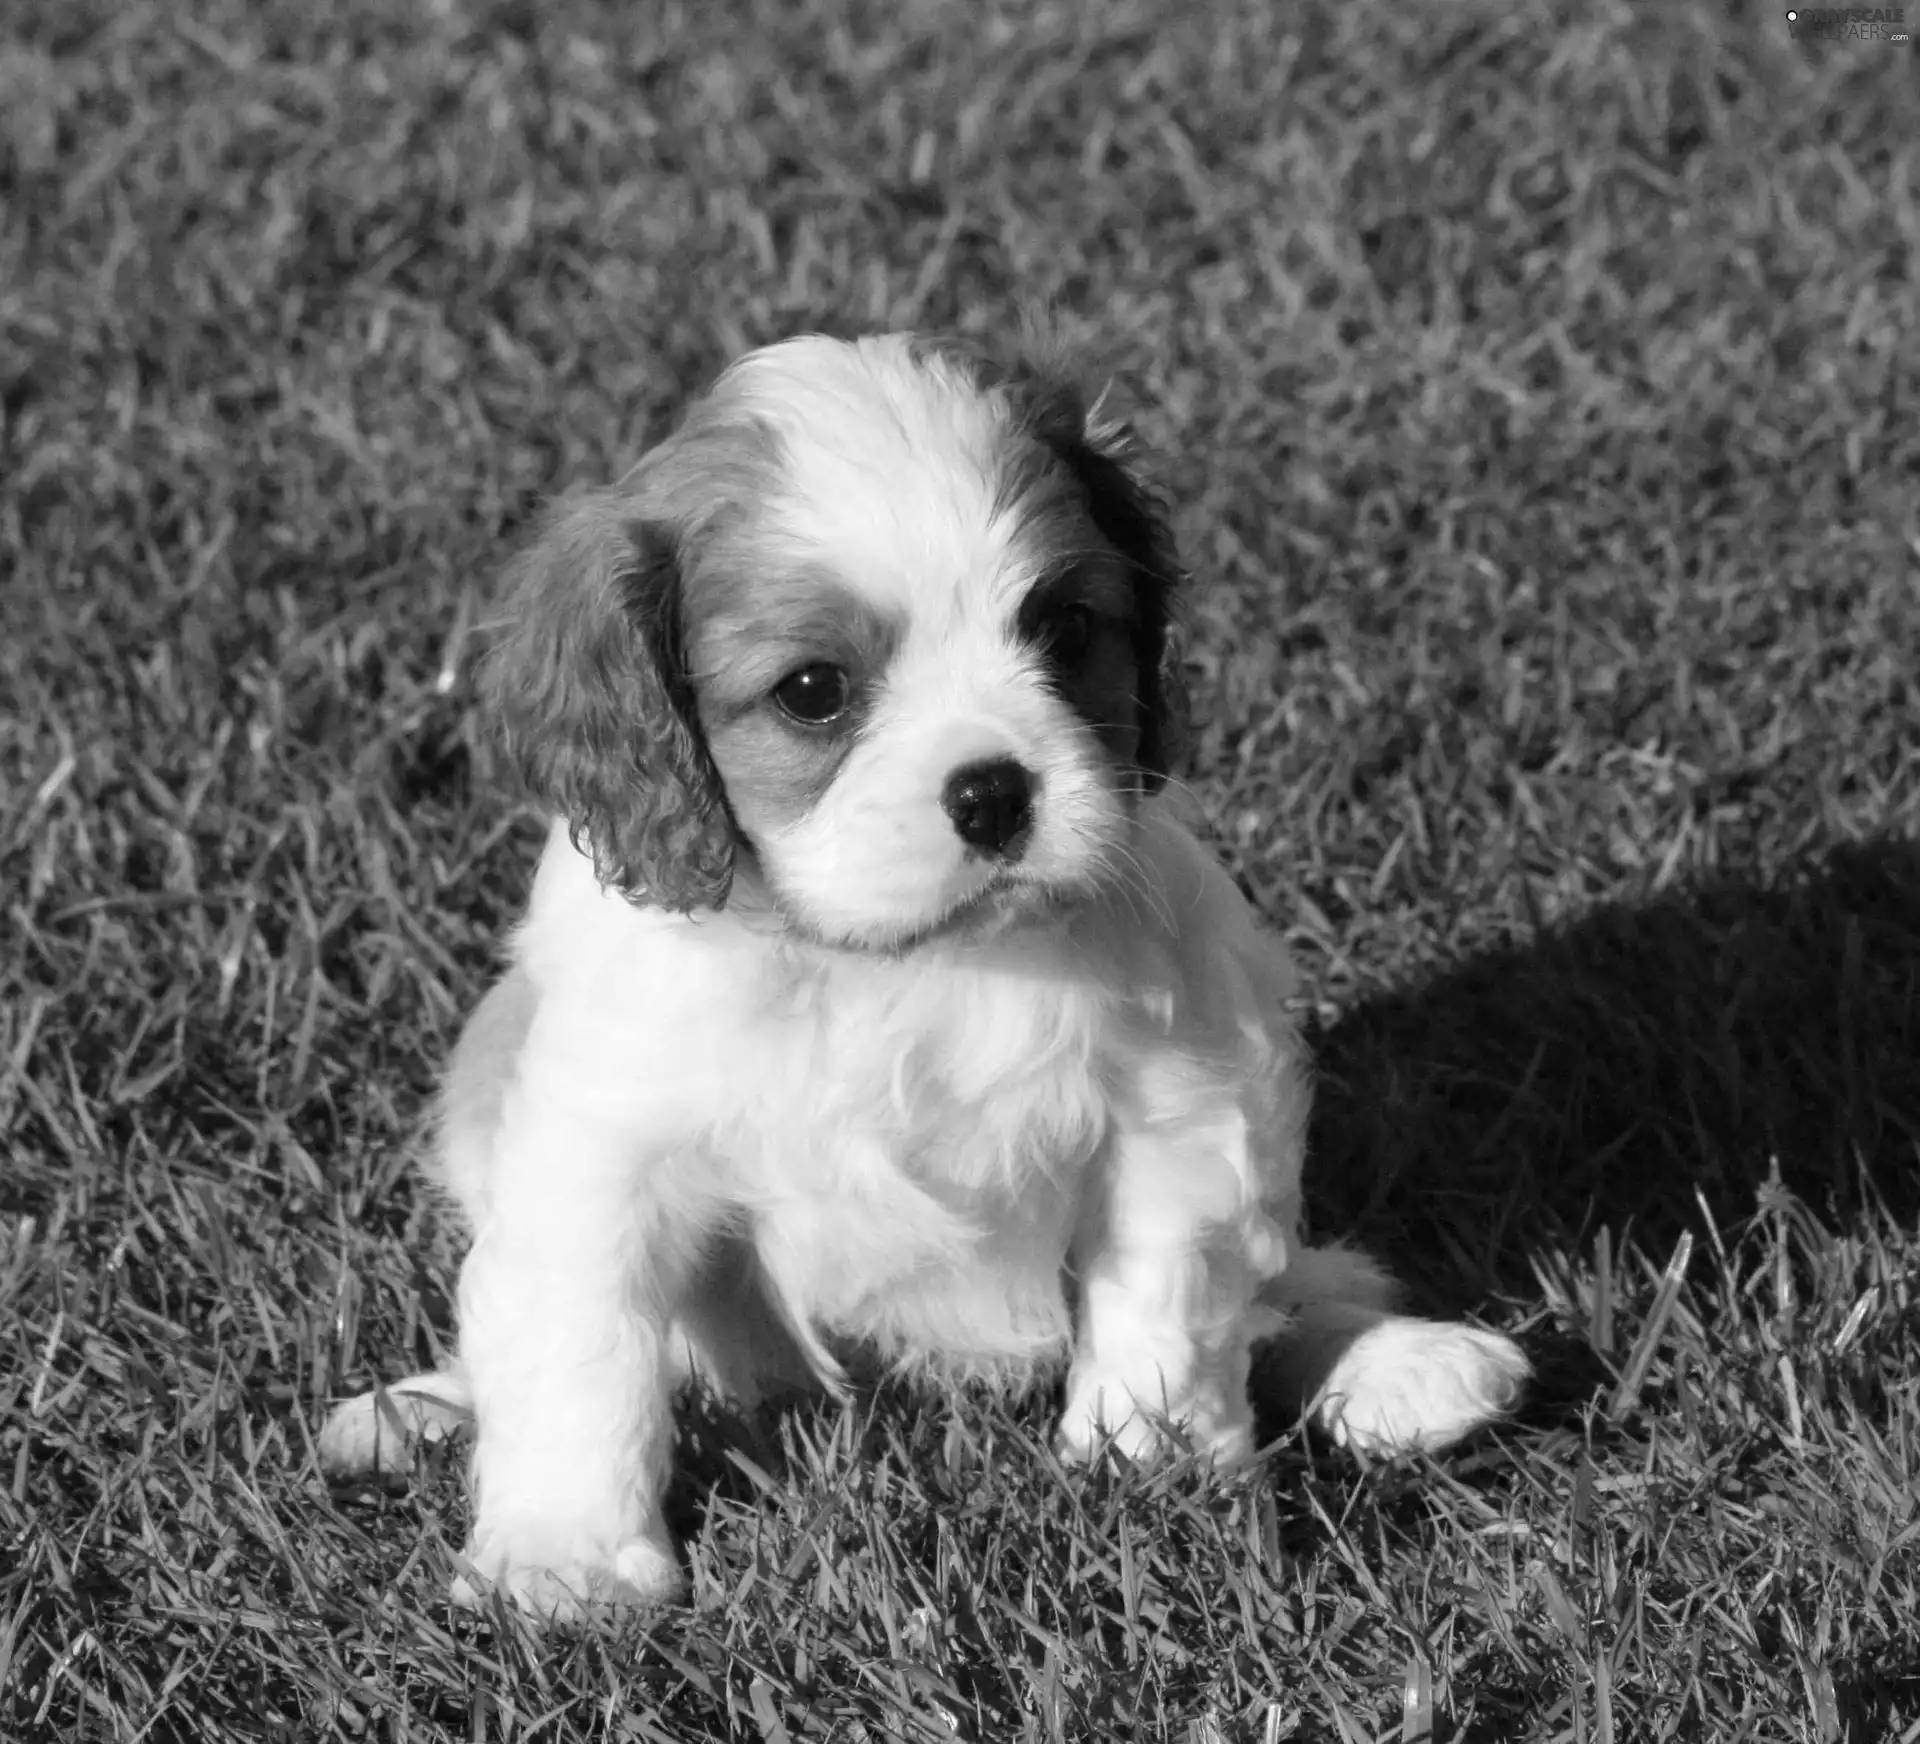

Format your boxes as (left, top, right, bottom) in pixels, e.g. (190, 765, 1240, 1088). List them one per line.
(944, 339, 1189, 789)
(482, 488, 735, 911)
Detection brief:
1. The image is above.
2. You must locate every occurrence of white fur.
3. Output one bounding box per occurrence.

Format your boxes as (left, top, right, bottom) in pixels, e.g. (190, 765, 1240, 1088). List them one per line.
(317, 335, 1529, 1622)
(1315, 1320, 1534, 1456)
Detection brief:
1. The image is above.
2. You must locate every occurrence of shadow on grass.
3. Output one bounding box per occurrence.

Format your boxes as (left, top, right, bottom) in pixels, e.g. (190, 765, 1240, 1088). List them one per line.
(1442, 1650, 1920, 1744)
(1290, 835, 1920, 1419)
(1831, 1655, 1920, 1744)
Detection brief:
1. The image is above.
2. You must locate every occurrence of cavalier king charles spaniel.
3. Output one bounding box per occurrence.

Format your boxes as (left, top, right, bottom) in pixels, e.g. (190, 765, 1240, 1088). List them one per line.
(319, 332, 1528, 1620)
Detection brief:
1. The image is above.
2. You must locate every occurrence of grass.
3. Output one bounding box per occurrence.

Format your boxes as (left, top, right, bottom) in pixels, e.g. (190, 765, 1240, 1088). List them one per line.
(2, 0, 1917, 1737)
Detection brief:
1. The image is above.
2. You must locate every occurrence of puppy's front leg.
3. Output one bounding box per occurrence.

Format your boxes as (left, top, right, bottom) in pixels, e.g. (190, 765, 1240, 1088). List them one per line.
(455, 1087, 697, 1621)
(1057, 1099, 1287, 1468)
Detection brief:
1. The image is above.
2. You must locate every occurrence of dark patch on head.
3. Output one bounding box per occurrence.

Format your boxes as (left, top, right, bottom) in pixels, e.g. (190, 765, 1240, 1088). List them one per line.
(698, 707, 862, 841)
(910, 335, 1188, 788)
(687, 565, 904, 720)
(1014, 558, 1148, 768)
(687, 569, 905, 839)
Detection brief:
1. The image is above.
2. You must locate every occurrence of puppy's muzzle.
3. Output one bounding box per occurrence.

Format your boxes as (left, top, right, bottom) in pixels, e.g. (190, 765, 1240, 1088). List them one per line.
(942, 758, 1035, 857)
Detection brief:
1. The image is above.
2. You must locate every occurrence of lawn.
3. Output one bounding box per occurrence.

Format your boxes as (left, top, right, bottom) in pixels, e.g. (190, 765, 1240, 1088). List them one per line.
(3, 0, 1918, 1738)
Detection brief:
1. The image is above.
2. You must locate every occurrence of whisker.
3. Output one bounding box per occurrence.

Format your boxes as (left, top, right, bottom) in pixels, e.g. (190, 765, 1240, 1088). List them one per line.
(1091, 834, 1177, 938)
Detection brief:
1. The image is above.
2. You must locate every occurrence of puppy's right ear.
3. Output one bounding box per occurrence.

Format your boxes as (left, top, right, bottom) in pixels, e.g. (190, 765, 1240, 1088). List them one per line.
(482, 489, 735, 911)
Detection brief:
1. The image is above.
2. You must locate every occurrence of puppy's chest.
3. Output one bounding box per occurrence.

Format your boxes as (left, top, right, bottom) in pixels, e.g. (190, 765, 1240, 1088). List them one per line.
(750, 949, 1117, 1194)
(734, 954, 1117, 1360)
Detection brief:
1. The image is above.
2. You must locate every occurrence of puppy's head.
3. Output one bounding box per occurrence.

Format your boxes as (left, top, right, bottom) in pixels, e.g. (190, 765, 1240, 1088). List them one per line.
(484, 333, 1186, 949)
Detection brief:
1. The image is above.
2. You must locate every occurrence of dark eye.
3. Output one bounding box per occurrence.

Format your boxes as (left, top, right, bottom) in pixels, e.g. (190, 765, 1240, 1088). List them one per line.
(1038, 603, 1094, 669)
(772, 662, 852, 725)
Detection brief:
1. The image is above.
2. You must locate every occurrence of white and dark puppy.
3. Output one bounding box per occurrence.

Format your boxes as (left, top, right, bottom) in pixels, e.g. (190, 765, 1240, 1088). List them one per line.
(319, 333, 1528, 1620)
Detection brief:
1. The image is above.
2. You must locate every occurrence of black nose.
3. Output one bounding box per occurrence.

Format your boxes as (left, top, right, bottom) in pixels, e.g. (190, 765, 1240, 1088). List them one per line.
(941, 758, 1035, 855)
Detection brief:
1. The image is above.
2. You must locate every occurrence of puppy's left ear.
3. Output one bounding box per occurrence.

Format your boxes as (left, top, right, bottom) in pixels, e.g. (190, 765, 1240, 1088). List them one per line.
(958, 342, 1189, 789)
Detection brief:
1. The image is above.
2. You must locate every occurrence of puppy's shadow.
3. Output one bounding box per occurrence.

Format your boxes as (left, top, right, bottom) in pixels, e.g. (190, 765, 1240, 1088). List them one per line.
(1260, 837, 1920, 1433)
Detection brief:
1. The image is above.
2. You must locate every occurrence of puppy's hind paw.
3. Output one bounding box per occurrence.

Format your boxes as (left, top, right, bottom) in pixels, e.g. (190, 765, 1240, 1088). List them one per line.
(452, 1534, 686, 1625)
(318, 1375, 472, 1479)
(1316, 1319, 1529, 1457)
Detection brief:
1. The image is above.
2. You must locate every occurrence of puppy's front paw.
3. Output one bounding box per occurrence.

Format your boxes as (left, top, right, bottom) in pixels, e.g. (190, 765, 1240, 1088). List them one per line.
(1316, 1319, 1529, 1456)
(451, 1532, 685, 1624)
(1055, 1370, 1255, 1468)
(318, 1380, 471, 1478)
(1055, 1397, 1178, 1467)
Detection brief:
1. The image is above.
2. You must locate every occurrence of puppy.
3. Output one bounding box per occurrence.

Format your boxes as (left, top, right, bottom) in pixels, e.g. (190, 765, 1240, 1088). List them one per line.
(319, 333, 1528, 1620)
